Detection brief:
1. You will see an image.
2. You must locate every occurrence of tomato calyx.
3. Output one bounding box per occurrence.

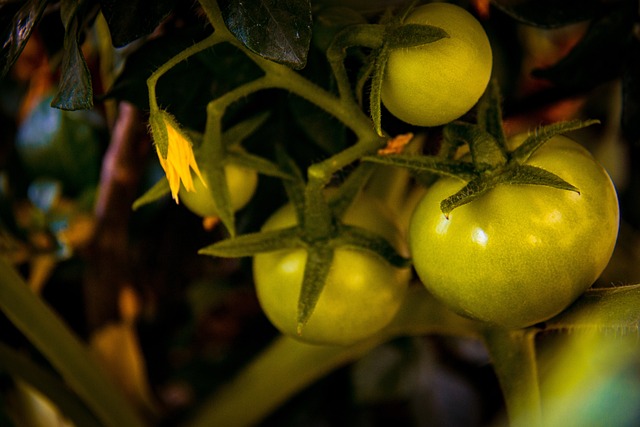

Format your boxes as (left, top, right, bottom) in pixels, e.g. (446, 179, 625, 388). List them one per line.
(200, 155, 410, 335)
(363, 80, 599, 216)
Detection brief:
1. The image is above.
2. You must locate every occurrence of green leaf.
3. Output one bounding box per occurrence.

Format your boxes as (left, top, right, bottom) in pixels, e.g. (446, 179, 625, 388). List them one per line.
(335, 225, 411, 268)
(476, 79, 507, 150)
(99, 0, 178, 47)
(199, 227, 302, 258)
(506, 164, 579, 193)
(221, 0, 312, 69)
(297, 243, 333, 334)
(51, 0, 94, 110)
(0, 0, 48, 77)
(384, 23, 448, 49)
(0, 342, 102, 427)
(510, 119, 600, 164)
(132, 177, 170, 211)
(443, 122, 507, 168)
(363, 154, 477, 181)
(0, 259, 145, 427)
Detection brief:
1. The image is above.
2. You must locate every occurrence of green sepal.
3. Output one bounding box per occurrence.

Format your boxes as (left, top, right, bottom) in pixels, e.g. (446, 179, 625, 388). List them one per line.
(335, 225, 411, 268)
(148, 109, 169, 159)
(440, 174, 499, 218)
(275, 146, 307, 226)
(297, 243, 334, 335)
(198, 227, 303, 258)
(227, 149, 293, 179)
(224, 112, 271, 147)
(384, 23, 448, 49)
(369, 44, 390, 136)
(131, 177, 170, 211)
(505, 164, 580, 193)
(356, 52, 376, 107)
(476, 79, 508, 150)
(202, 163, 237, 236)
(511, 119, 600, 164)
(443, 122, 507, 169)
(327, 163, 374, 218)
(363, 154, 477, 181)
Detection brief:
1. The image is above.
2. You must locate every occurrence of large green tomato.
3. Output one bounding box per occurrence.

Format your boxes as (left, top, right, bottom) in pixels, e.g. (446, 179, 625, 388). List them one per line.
(178, 163, 258, 217)
(253, 194, 411, 346)
(409, 135, 619, 329)
(381, 3, 493, 127)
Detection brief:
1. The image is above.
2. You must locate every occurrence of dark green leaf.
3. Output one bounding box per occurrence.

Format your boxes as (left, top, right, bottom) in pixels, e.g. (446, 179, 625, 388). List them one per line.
(505, 164, 579, 193)
(132, 177, 170, 210)
(363, 154, 477, 181)
(491, 0, 605, 28)
(0, 0, 49, 77)
(99, 0, 178, 47)
(221, 0, 312, 69)
(385, 23, 448, 49)
(199, 227, 302, 258)
(531, 1, 636, 89)
(510, 119, 599, 163)
(335, 224, 411, 268)
(297, 243, 333, 334)
(51, 0, 94, 110)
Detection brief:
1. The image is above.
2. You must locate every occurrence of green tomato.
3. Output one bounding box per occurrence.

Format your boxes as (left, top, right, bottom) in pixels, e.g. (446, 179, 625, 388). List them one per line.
(253, 194, 411, 346)
(178, 163, 258, 217)
(381, 3, 493, 127)
(409, 135, 619, 329)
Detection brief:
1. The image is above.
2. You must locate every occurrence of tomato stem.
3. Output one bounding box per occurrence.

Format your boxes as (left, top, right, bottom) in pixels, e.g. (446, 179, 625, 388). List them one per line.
(483, 327, 543, 427)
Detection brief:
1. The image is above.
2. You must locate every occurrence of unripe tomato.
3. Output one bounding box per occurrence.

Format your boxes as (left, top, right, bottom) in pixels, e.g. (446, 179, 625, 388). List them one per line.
(253, 194, 411, 346)
(409, 135, 619, 329)
(178, 163, 258, 217)
(381, 3, 493, 127)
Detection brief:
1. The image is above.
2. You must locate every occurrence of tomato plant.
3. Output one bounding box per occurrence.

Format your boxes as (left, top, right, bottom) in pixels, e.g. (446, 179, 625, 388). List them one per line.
(1, 1, 640, 427)
(381, 2, 493, 127)
(253, 194, 411, 346)
(409, 134, 620, 328)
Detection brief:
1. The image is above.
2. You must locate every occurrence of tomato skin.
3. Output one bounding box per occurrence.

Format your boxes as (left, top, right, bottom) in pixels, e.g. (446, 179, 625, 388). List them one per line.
(179, 163, 258, 217)
(409, 135, 619, 329)
(253, 195, 411, 346)
(381, 3, 493, 127)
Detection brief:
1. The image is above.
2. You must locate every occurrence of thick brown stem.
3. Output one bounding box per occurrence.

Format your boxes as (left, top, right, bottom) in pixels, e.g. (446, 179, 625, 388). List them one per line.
(83, 101, 150, 333)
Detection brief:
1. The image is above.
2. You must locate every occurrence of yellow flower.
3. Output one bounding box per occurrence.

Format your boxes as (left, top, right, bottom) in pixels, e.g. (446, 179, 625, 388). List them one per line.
(153, 113, 205, 202)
